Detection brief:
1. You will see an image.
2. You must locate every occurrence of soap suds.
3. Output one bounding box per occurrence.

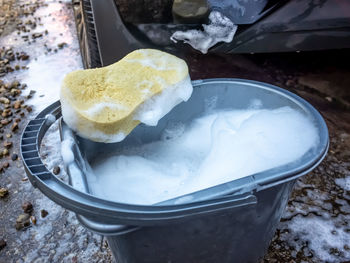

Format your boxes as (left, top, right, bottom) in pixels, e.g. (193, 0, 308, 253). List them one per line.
(134, 76, 193, 126)
(61, 129, 75, 165)
(171, 11, 238, 54)
(45, 114, 56, 125)
(89, 106, 318, 205)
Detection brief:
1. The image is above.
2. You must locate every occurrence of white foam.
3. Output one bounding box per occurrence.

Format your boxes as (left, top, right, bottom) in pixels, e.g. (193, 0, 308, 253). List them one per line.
(89, 106, 318, 205)
(171, 11, 238, 54)
(134, 76, 193, 126)
(60, 130, 75, 165)
(45, 114, 56, 125)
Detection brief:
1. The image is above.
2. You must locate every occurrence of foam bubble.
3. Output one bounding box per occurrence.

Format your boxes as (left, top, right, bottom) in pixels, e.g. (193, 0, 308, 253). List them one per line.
(89, 106, 319, 205)
(61, 130, 75, 165)
(171, 11, 238, 54)
(45, 114, 56, 125)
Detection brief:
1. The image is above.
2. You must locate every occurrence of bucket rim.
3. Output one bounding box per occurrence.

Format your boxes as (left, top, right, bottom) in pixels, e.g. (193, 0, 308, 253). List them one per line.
(20, 78, 329, 225)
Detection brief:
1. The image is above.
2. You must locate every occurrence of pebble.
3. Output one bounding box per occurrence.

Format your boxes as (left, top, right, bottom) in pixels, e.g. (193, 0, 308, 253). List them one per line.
(21, 201, 33, 213)
(13, 100, 22, 109)
(30, 215, 37, 225)
(3, 162, 9, 168)
(10, 80, 20, 88)
(31, 32, 42, 39)
(57, 42, 67, 49)
(53, 166, 60, 175)
(15, 213, 30, 230)
(20, 54, 29, 60)
(1, 119, 9, 125)
(4, 141, 12, 148)
(41, 209, 48, 218)
(0, 187, 9, 198)
(11, 122, 18, 131)
(11, 153, 18, 161)
(0, 97, 10, 104)
(2, 148, 9, 156)
(0, 239, 6, 250)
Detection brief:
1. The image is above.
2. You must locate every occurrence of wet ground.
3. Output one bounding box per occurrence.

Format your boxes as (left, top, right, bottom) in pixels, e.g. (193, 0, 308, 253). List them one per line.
(0, 1, 350, 262)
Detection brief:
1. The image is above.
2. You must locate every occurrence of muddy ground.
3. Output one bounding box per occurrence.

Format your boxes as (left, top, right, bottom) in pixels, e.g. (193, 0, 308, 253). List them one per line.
(0, 0, 350, 263)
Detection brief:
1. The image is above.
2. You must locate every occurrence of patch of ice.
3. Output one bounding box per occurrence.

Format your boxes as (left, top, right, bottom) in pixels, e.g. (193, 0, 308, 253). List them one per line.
(286, 215, 350, 262)
(335, 177, 350, 191)
(171, 11, 238, 54)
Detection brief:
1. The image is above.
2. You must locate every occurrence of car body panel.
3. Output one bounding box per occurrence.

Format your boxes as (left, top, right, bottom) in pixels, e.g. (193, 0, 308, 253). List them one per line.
(73, 0, 350, 67)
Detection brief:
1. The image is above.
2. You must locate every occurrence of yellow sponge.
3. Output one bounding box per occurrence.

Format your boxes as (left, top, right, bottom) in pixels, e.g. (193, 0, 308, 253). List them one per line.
(60, 49, 193, 143)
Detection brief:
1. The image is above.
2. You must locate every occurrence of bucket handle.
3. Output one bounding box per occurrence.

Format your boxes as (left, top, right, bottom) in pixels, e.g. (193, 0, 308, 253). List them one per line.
(76, 214, 141, 236)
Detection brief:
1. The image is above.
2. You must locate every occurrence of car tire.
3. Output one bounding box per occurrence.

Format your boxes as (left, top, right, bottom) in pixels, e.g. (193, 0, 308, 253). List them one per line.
(73, 0, 102, 69)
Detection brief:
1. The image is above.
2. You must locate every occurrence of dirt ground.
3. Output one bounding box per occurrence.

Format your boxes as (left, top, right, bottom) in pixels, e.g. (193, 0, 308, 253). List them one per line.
(1, 1, 350, 262)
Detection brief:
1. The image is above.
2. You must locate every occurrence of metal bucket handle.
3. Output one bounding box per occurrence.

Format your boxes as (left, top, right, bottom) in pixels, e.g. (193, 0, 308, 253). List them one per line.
(21, 100, 257, 226)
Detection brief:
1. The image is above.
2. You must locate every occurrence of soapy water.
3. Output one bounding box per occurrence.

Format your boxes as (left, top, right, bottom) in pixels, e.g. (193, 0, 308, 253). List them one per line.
(89, 106, 318, 205)
(171, 11, 238, 54)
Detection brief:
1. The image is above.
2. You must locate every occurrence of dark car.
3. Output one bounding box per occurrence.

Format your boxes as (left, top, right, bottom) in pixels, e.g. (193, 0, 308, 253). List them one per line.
(72, 0, 350, 68)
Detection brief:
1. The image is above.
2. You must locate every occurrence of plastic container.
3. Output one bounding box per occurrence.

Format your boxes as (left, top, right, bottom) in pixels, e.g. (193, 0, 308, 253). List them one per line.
(21, 79, 328, 263)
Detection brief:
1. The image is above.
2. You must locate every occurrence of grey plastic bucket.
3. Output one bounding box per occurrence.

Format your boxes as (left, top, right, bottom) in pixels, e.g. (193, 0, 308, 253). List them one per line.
(21, 79, 328, 263)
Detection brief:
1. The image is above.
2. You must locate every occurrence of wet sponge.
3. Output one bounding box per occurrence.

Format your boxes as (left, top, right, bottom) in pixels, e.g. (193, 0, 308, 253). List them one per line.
(60, 49, 193, 143)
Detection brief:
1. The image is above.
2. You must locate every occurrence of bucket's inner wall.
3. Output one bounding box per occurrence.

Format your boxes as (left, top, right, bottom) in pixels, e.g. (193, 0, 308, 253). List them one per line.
(72, 80, 327, 203)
